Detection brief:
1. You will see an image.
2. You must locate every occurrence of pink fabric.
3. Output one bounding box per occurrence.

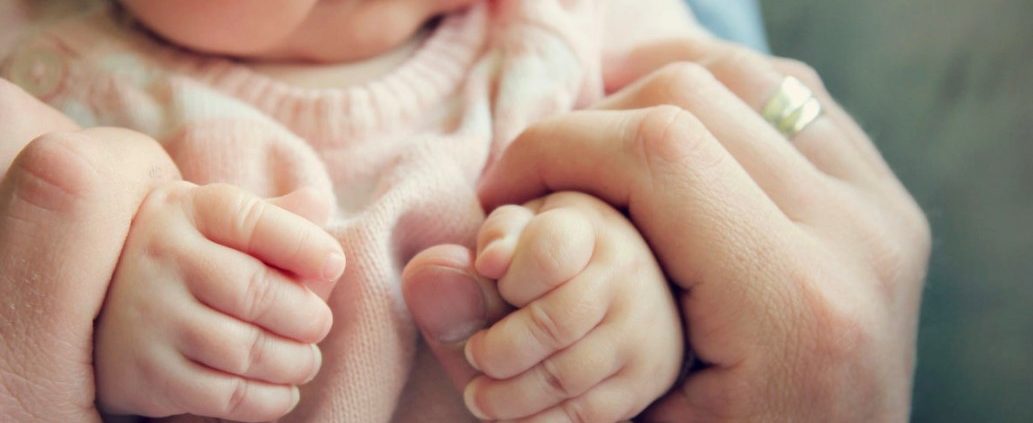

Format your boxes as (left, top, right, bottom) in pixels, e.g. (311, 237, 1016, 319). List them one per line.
(0, 0, 697, 421)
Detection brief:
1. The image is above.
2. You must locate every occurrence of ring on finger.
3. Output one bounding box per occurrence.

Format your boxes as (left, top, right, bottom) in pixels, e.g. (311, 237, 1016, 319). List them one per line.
(761, 76, 824, 139)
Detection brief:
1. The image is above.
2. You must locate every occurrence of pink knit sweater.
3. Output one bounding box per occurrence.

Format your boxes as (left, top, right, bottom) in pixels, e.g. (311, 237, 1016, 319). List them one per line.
(1, 1, 702, 421)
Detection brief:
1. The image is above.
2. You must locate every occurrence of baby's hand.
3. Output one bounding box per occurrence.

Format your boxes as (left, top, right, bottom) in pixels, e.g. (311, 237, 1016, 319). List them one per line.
(94, 183, 346, 422)
(463, 192, 683, 422)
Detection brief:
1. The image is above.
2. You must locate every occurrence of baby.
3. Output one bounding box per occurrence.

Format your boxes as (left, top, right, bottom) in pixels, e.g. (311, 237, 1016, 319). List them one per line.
(1, 0, 709, 421)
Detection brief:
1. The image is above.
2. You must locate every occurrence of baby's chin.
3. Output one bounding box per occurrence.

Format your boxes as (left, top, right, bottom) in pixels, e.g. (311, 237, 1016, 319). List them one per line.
(251, 16, 428, 64)
(248, 0, 478, 64)
(124, 0, 470, 64)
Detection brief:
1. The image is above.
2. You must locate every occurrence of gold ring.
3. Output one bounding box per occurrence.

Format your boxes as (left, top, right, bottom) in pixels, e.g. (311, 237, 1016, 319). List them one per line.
(761, 76, 823, 138)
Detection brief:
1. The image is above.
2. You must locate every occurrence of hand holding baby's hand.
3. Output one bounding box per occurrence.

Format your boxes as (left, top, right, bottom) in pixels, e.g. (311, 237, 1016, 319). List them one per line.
(94, 183, 345, 422)
(462, 192, 683, 422)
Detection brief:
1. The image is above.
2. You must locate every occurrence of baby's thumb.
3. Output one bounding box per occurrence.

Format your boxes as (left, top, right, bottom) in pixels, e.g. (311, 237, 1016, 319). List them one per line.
(266, 187, 338, 299)
(267, 187, 331, 226)
(402, 244, 509, 393)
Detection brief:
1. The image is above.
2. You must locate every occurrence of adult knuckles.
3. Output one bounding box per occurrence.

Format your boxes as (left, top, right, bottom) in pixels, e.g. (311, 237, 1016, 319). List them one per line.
(10, 132, 104, 213)
(792, 267, 876, 370)
(640, 62, 720, 105)
(635, 105, 725, 174)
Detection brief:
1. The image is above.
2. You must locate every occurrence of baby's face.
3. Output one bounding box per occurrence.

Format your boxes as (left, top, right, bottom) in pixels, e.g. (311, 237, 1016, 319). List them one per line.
(120, 0, 477, 62)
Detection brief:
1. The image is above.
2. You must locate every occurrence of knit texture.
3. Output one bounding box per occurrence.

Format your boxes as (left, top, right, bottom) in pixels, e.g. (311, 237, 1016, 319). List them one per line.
(1, 0, 698, 421)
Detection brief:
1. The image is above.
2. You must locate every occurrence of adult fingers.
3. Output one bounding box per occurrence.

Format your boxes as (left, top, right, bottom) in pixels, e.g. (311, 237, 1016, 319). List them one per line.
(0, 78, 80, 177)
(189, 183, 346, 284)
(479, 107, 804, 367)
(602, 39, 891, 187)
(401, 245, 511, 392)
(177, 306, 322, 387)
(0, 128, 177, 421)
(595, 61, 829, 219)
(181, 242, 333, 344)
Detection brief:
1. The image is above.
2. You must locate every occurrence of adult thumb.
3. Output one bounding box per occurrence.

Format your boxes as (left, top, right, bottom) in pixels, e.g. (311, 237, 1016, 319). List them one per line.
(401, 244, 510, 392)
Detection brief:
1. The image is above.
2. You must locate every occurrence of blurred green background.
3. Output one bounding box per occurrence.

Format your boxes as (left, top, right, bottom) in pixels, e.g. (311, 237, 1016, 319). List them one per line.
(760, 0, 1033, 421)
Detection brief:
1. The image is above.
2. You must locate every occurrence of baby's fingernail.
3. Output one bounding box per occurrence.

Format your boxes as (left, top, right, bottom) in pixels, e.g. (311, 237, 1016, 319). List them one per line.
(474, 239, 509, 279)
(464, 339, 481, 372)
(322, 252, 346, 281)
(305, 345, 322, 384)
(289, 386, 301, 410)
(463, 380, 489, 420)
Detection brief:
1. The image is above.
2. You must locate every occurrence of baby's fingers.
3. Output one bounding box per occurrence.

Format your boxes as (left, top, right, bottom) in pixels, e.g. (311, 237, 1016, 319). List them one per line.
(465, 265, 613, 379)
(267, 187, 332, 227)
(190, 184, 345, 285)
(177, 307, 322, 387)
(169, 360, 301, 423)
(464, 325, 624, 420)
(491, 206, 596, 307)
(507, 378, 643, 423)
(475, 204, 536, 280)
(185, 243, 332, 343)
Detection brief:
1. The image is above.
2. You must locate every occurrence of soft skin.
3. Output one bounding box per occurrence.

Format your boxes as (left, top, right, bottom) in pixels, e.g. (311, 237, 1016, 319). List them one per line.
(95, 183, 345, 422)
(119, 0, 478, 62)
(405, 37, 930, 423)
(0, 79, 180, 422)
(405, 191, 684, 422)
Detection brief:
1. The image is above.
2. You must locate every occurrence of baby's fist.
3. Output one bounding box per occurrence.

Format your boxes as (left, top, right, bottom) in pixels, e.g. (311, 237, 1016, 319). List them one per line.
(464, 192, 684, 422)
(95, 183, 344, 422)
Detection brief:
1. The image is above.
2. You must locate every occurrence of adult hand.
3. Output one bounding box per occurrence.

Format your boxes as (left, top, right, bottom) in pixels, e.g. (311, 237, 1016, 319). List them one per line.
(0, 79, 179, 421)
(407, 40, 930, 422)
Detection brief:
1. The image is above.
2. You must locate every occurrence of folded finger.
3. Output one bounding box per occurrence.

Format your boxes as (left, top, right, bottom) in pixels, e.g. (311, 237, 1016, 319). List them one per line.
(464, 323, 624, 420)
(189, 183, 345, 284)
(167, 358, 301, 423)
(465, 263, 613, 379)
(266, 187, 332, 226)
(673, 40, 888, 184)
(475, 204, 537, 281)
(508, 373, 643, 423)
(182, 242, 332, 343)
(497, 206, 596, 307)
(177, 307, 322, 386)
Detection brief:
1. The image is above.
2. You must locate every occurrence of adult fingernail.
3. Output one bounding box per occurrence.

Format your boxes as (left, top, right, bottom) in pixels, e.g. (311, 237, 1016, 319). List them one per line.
(322, 252, 346, 281)
(409, 266, 487, 344)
